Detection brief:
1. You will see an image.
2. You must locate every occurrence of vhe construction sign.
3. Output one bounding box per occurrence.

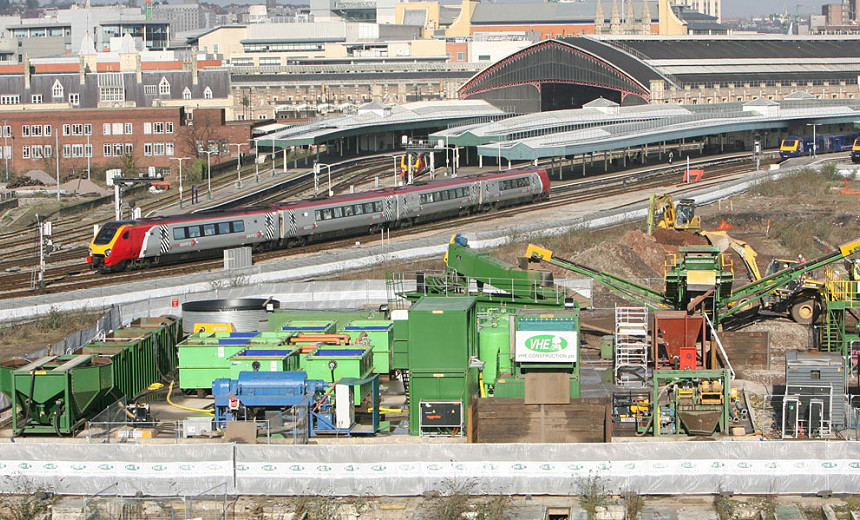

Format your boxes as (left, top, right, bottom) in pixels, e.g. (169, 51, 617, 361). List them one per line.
(515, 331, 578, 362)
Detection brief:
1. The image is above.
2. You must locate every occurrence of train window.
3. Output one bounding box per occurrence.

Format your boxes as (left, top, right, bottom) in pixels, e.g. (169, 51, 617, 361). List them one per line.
(232, 221, 245, 233)
(173, 228, 186, 240)
(122, 231, 129, 239)
(321, 208, 332, 220)
(217, 222, 230, 234)
(343, 205, 354, 217)
(94, 222, 122, 245)
(333, 207, 343, 219)
(187, 226, 202, 238)
(353, 204, 364, 215)
(203, 224, 216, 236)
(374, 201, 383, 212)
(363, 203, 375, 214)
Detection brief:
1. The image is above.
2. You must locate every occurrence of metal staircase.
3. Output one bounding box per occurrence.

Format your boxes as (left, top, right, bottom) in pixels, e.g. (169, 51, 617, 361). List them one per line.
(614, 306, 649, 386)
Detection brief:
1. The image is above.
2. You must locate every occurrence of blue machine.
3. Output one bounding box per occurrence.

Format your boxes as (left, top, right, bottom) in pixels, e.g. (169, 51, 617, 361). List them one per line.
(212, 370, 380, 436)
(213, 371, 327, 427)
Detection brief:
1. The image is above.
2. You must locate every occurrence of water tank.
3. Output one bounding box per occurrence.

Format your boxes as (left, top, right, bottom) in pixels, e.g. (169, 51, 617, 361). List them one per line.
(181, 298, 279, 334)
(478, 310, 511, 384)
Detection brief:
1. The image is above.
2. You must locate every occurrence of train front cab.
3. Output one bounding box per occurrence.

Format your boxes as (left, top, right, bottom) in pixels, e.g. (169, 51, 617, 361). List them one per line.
(88, 221, 134, 271)
(779, 137, 802, 159)
(852, 138, 860, 163)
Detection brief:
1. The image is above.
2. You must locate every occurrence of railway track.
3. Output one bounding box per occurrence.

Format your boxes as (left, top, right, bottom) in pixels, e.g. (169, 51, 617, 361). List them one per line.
(0, 154, 761, 299)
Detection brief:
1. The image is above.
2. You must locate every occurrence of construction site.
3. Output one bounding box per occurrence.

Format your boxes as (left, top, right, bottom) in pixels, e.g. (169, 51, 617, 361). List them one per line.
(0, 163, 859, 519)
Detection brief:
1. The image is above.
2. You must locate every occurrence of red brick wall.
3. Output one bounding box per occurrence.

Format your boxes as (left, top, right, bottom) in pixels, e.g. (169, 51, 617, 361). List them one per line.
(0, 107, 252, 178)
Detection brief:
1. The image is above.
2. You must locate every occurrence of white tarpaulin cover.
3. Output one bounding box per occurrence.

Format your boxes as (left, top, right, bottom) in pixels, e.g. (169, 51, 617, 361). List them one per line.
(1, 441, 859, 496)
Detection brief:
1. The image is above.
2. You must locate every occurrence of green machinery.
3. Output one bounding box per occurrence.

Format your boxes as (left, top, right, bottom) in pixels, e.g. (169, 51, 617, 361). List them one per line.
(228, 348, 300, 378)
(638, 369, 731, 437)
(491, 311, 581, 400)
(178, 331, 293, 392)
(0, 316, 183, 436)
(527, 238, 860, 324)
(394, 296, 481, 436)
(0, 355, 113, 435)
(818, 274, 860, 374)
(303, 346, 374, 405)
(340, 320, 394, 374)
(388, 234, 573, 310)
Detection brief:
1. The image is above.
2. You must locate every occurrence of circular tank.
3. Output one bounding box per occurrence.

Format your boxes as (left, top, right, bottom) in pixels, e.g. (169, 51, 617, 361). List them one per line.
(181, 298, 280, 334)
(478, 310, 511, 384)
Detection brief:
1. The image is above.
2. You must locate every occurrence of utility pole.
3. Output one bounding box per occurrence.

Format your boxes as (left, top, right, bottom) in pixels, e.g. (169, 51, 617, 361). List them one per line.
(229, 143, 246, 189)
(3, 120, 8, 182)
(169, 157, 190, 208)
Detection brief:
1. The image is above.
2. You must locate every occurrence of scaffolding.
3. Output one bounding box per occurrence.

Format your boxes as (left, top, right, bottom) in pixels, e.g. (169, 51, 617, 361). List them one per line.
(615, 306, 649, 386)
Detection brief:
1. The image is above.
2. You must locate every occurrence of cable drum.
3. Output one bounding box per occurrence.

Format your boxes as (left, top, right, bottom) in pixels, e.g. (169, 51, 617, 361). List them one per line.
(181, 298, 280, 334)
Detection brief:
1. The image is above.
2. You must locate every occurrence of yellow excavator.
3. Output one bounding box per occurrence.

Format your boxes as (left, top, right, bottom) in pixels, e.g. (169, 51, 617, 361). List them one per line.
(647, 194, 702, 235)
(700, 230, 824, 324)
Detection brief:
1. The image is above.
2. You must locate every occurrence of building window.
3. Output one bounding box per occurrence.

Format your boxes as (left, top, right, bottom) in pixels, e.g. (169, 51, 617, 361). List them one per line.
(85, 144, 92, 158)
(112, 122, 123, 135)
(144, 85, 157, 96)
(44, 125, 51, 137)
(21, 126, 29, 137)
(113, 144, 123, 156)
(143, 122, 152, 134)
(124, 143, 133, 154)
(203, 86, 212, 99)
(153, 122, 164, 134)
(3, 125, 9, 137)
(52, 80, 63, 99)
(159, 77, 170, 97)
(182, 87, 191, 100)
(478, 55, 491, 61)
(103, 123, 111, 135)
(0, 95, 20, 105)
(103, 143, 111, 157)
(62, 124, 70, 136)
(21, 146, 29, 159)
(63, 144, 71, 158)
(73, 124, 83, 136)
(144, 143, 152, 156)
(44, 145, 52, 158)
(72, 144, 83, 157)
(125, 123, 133, 135)
(456, 52, 465, 61)
(84, 124, 92, 136)
(166, 122, 173, 134)
(30, 94, 42, 104)
(32, 145, 42, 158)
(68, 93, 79, 106)
(153, 143, 165, 156)
(31, 125, 42, 137)
(99, 87, 124, 103)
(165, 142, 174, 156)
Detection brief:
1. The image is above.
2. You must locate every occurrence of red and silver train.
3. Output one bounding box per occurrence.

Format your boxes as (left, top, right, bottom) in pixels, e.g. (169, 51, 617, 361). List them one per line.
(88, 167, 550, 271)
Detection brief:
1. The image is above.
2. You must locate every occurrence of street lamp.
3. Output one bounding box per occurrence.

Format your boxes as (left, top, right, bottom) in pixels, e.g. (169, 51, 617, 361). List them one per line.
(201, 149, 215, 199)
(169, 157, 190, 208)
(806, 123, 821, 157)
(229, 143, 247, 189)
(85, 131, 91, 181)
(2, 120, 8, 182)
(314, 162, 332, 196)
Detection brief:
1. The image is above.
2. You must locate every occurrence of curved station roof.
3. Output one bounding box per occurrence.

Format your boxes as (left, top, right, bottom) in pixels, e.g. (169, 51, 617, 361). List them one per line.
(458, 35, 860, 114)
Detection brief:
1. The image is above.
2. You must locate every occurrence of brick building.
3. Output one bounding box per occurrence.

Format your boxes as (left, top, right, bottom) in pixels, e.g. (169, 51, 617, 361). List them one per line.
(0, 106, 252, 179)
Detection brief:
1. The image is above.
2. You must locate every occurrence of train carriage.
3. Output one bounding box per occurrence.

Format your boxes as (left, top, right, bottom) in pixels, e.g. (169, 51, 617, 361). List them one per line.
(88, 167, 550, 272)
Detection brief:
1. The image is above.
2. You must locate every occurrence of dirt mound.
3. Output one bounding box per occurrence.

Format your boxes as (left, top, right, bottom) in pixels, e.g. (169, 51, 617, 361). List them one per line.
(652, 228, 708, 248)
(570, 240, 660, 280)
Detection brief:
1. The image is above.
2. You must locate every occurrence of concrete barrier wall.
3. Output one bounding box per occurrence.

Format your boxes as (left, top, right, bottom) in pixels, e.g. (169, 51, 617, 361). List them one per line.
(0, 441, 858, 497)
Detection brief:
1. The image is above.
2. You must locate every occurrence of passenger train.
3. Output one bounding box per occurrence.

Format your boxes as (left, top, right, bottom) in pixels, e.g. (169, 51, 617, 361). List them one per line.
(779, 132, 859, 159)
(851, 138, 860, 163)
(88, 167, 551, 272)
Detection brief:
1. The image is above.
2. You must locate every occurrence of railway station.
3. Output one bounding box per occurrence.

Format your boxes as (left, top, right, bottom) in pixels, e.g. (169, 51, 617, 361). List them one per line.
(2, 33, 860, 520)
